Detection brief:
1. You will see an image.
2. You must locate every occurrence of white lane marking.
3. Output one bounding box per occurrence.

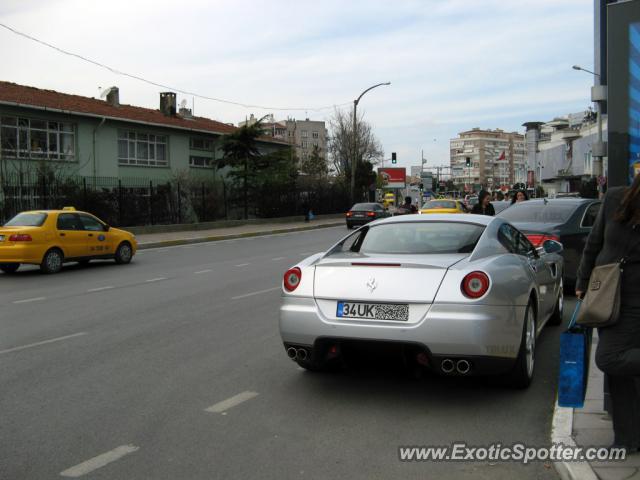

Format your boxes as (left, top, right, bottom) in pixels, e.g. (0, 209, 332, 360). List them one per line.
(194, 269, 212, 274)
(271, 257, 286, 261)
(235, 263, 250, 267)
(59, 444, 139, 477)
(231, 287, 280, 300)
(145, 277, 167, 283)
(87, 286, 114, 293)
(12, 297, 46, 304)
(205, 391, 259, 414)
(0, 332, 87, 355)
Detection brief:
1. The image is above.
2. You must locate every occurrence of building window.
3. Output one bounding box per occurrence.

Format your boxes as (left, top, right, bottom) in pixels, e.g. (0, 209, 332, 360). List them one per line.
(118, 130, 168, 167)
(190, 137, 213, 151)
(301, 130, 308, 138)
(313, 141, 319, 147)
(301, 140, 308, 149)
(189, 155, 213, 168)
(1, 116, 75, 161)
(584, 152, 592, 172)
(312, 131, 319, 139)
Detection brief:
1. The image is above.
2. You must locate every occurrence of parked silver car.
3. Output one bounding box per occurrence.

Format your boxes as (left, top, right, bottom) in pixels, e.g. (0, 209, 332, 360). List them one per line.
(279, 214, 564, 388)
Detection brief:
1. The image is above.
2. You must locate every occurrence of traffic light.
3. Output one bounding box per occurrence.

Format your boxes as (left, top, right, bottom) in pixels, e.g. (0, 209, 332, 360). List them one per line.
(391, 152, 397, 164)
(465, 157, 471, 167)
(419, 183, 424, 190)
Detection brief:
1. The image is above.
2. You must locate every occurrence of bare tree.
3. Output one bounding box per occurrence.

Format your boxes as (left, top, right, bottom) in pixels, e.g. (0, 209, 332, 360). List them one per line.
(328, 106, 384, 180)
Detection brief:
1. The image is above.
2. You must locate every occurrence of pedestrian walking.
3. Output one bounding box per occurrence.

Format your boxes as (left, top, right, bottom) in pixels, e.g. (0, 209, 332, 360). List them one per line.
(397, 196, 417, 215)
(511, 189, 529, 205)
(471, 190, 495, 216)
(576, 175, 640, 451)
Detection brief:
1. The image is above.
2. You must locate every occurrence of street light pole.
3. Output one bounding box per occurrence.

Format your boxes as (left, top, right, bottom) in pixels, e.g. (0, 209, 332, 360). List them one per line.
(350, 82, 391, 204)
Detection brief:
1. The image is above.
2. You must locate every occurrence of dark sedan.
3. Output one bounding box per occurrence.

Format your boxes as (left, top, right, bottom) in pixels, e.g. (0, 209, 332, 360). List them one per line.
(491, 201, 511, 214)
(345, 203, 390, 229)
(497, 198, 601, 286)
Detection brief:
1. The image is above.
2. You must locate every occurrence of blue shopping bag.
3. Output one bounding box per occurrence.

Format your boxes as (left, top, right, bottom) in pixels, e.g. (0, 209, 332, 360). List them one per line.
(557, 300, 592, 408)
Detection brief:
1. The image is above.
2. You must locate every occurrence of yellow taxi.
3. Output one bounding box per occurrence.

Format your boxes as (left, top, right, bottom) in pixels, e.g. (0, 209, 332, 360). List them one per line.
(419, 199, 468, 214)
(0, 207, 137, 274)
(382, 192, 395, 209)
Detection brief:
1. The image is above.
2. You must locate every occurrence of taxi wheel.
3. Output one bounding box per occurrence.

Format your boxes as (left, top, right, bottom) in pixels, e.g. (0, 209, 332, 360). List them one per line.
(114, 242, 133, 264)
(40, 249, 63, 274)
(0, 263, 20, 274)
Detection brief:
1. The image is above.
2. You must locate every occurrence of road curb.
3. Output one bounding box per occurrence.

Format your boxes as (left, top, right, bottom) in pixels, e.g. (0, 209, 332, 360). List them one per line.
(551, 401, 599, 480)
(137, 222, 344, 250)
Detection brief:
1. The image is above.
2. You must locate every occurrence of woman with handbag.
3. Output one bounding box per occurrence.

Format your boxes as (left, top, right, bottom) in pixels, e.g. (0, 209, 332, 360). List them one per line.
(576, 175, 640, 451)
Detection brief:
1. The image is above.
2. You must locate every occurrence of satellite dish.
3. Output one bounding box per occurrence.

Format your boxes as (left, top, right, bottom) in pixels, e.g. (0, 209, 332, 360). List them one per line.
(179, 99, 188, 109)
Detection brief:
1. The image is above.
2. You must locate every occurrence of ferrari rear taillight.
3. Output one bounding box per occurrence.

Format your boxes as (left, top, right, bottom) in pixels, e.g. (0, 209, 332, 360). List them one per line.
(9, 234, 32, 242)
(525, 233, 560, 247)
(283, 267, 302, 292)
(461, 271, 490, 299)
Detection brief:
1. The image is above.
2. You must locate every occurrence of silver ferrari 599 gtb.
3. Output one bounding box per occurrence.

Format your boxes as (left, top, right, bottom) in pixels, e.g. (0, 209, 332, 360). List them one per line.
(279, 214, 564, 388)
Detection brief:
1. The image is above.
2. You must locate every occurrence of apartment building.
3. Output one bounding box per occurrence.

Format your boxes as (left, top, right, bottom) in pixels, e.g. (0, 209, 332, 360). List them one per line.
(449, 128, 526, 190)
(240, 114, 328, 166)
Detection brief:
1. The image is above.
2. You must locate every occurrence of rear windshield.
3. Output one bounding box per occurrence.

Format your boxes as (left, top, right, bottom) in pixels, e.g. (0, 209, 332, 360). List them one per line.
(352, 222, 485, 254)
(423, 201, 456, 209)
(351, 203, 378, 211)
(498, 203, 575, 223)
(4, 212, 47, 227)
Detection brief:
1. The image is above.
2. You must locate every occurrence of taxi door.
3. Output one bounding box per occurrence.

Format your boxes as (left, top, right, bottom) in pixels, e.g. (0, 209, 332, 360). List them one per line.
(55, 213, 88, 258)
(77, 213, 112, 256)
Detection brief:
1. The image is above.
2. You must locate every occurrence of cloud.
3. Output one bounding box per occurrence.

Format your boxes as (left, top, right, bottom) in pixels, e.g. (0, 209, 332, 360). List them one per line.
(0, 0, 594, 168)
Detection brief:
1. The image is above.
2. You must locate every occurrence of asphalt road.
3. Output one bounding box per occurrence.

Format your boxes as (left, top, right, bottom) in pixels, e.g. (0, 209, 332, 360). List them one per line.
(0, 226, 565, 479)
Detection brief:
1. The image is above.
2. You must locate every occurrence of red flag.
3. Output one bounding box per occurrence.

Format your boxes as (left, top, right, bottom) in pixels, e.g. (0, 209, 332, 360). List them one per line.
(498, 151, 506, 161)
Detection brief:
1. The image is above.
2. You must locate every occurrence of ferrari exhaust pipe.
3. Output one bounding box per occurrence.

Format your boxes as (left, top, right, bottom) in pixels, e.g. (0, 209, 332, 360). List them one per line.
(456, 359, 471, 375)
(296, 348, 308, 361)
(286, 347, 298, 359)
(441, 358, 455, 374)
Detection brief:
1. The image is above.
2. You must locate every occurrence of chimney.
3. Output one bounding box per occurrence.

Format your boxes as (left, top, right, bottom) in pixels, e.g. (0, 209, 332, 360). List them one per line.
(103, 86, 119, 107)
(160, 92, 176, 116)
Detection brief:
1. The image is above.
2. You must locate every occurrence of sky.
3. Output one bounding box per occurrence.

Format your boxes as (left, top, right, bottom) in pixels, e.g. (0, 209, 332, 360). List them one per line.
(0, 0, 595, 169)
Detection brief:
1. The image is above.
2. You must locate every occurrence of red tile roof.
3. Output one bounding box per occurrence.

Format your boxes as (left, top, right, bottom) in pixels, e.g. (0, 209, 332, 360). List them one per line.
(0, 81, 285, 143)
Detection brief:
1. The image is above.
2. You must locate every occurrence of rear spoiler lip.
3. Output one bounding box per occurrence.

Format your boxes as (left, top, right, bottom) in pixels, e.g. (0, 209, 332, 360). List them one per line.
(350, 262, 401, 267)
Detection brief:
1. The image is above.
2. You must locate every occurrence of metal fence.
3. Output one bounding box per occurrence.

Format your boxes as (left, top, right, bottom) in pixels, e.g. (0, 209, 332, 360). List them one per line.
(0, 174, 352, 227)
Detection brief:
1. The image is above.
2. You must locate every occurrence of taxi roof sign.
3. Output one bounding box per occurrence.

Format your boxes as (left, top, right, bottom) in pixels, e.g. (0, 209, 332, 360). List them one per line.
(62, 206, 76, 211)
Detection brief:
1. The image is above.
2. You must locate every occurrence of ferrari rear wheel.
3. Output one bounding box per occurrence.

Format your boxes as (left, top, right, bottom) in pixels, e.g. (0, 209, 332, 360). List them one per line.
(0, 263, 20, 274)
(506, 302, 536, 389)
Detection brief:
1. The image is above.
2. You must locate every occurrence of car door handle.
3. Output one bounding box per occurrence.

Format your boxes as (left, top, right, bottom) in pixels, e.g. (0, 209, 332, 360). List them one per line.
(60, 233, 66, 237)
(88, 233, 93, 237)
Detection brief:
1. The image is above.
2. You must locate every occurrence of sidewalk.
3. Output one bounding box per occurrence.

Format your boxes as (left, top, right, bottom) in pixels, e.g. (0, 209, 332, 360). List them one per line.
(134, 216, 345, 249)
(552, 333, 640, 480)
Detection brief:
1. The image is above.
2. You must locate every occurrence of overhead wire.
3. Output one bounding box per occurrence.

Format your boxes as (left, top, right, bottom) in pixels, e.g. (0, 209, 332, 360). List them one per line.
(0, 22, 352, 112)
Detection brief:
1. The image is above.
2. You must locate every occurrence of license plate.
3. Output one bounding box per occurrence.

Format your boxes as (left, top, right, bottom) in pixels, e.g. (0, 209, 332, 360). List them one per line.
(353, 213, 364, 217)
(336, 301, 409, 321)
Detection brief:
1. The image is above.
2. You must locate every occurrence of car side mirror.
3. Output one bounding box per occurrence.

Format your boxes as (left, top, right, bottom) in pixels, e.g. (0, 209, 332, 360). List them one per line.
(542, 239, 563, 255)
(103, 224, 111, 232)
